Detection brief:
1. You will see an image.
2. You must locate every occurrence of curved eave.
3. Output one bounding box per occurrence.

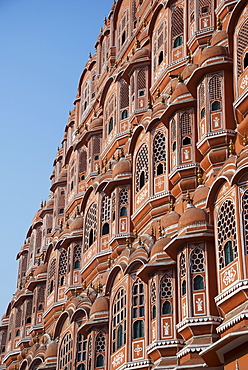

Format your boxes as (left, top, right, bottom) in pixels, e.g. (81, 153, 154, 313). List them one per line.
(103, 175, 132, 196)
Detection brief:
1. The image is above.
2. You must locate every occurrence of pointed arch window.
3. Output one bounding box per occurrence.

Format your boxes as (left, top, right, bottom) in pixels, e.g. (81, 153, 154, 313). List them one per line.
(58, 332, 73, 370)
(112, 288, 126, 353)
(95, 332, 105, 368)
(153, 130, 166, 176)
(58, 249, 68, 286)
(84, 203, 97, 252)
(136, 144, 149, 192)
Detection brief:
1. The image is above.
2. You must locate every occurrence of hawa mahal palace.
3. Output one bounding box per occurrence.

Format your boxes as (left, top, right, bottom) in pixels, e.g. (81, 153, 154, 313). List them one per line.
(1, 0, 248, 369)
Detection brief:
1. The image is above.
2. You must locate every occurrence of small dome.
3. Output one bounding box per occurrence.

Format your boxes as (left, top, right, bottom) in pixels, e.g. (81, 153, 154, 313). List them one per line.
(88, 117, 103, 131)
(178, 205, 208, 230)
(163, 211, 181, 229)
(201, 45, 228, 65)
(112, 157, 131, 178)
(237, 148, 248, 166)
(34, 263, 47, 276)
(150, 237, 171, 257)
(182, 63, 198, 80)
(211, 30, 228, 46)
(70, 216, 83, 231)
(130, 47, 150, 63)
(170, 82, 191, 103)
(90, 295, 109, 316)
(193, 185, 210, 206)
(44, 341, 58, 359)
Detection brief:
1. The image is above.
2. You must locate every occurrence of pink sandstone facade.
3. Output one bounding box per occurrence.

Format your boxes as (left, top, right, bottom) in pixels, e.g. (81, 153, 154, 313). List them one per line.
(1, 0, 248, 369)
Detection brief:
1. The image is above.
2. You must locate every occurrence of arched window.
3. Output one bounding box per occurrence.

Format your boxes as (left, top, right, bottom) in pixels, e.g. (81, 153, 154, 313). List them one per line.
(102, 223, 109, 235)
(26, 317, 31, 324)
(120, 206, 127, 216)
(76, 333, 87, 369)
(224, 241, 234, 266)
(182, 280, 186, 296)
(96, 354, 104, 367)
(162, 300, 172, 315)
(16, 329, 20, 337)
(211, 100, 221, 111)
(173, 35, 183, 48)
(108, 117, 114, 134)
(217, 199, 237, 270)
(112, 288, 126, 353)
(136, 144, 149, 192)
(95, 332, 105, 367)
(244, 52, 248, 70)
(152, 305, 156, 319)
(47, 258, 56, 296)
(58, 332, 73, 370)
(117, 325, 123, 349)
(139, 171, 145, 189)
(73, 245, 81, 269)
(200, 107, 206, 119)
(58, 249, 68, 287)
(133, 319, 144, 339)
(158, 50, 164, 64)
(84, 203, 97, 252)
(172, 141, 176, 151)
(38, 304, 43, 310)
(193, 275, 204, 290)
(237, 20, 248, 76)
(121, 109, 128, 120)
(182, 136, 191, 145)
(153, 130, 166, 176)
(171, 6, 183, 48)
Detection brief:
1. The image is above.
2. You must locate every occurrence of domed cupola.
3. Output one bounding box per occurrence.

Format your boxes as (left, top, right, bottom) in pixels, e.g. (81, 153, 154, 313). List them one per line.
(162, 201, 181, 237)
(150, 236, 171, 261)
(44, 340, 58, 360)
(90, 294, 109, 321)
(112, 156, 131, 179)
(178, 193, 210, 236)
(193, 185, 210, 208)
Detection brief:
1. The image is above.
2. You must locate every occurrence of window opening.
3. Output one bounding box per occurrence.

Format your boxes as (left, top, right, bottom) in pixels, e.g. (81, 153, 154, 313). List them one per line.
(182, 280, 186, 296)
(211, 101, 221, 111)
(193, 275, 204, 290)
(162, 301, 172, 315)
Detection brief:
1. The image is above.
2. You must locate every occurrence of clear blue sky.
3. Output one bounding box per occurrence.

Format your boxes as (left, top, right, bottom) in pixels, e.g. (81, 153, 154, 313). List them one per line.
(0, 0, 113, 316)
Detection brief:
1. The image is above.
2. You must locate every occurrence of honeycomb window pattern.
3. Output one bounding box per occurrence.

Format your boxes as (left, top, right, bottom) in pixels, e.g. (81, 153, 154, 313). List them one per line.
(73, 245, 82, 267)
(84, 203, 97, 252)
(47, 258, 56, 296)
(217, 199, 237, 270)
(153, 131, 166, 175)
(160, 274, 173, 299)
(190, 247, 205, 273)
(59, 249, 68, 278)
(95, 332, 105, 353)
(237, 19, 248, 77)
(119, 188, 129, 206)
(101, 195, 111, 222)
(150, 278, 156, 305)
(58, 332, 73, 370)
(136, 144, 149, 192)
(242, 190, 248, 254)
(209, 75, 222, 100)
(180, 252, 186, 278)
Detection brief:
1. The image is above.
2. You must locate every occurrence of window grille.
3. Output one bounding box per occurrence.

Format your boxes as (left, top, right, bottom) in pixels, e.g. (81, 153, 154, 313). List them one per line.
(73, 245, 82, 269)
(160, 274, 173, 299)
(15, 307, 22, 328)
(209, 75, 222, 100)
(93, 137, 100, 155)
(101, 195, 111, 222)
(217, 199, 237, 270)
(136, 144, 149, 192)
(137, 69, 146, 90)
(171, 6, 184, 40)
(180, 252, 186, 278)
(58, 332, 73, 370)
(120, 79, 129, 109)
(150, 278, 156, 305)
(181, 112, 192, 136)
(170, 118, 176, 143)
(237, 20, 248, 76)
(199, 83, 205, 109)
(112, 288, 126, 353)
(58, 249, 68, 285)
(76, 333, 87, 368)
(119, 188, 129, 206)
(199, 0, 211, 15)
(132, 279, 145, 339)
(79, 150, 87, 173)
(153, 131, 166, 175)
(47, 258, 56, 295)
(242, 190, 248, 254)
(95, 332, 105, 367)
(190, 247, 205, 273)
(84, 203, 97, 252)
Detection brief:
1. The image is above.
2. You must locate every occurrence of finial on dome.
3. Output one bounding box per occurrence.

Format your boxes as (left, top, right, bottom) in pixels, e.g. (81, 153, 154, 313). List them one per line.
(151, 227, 154, 237)
(156, 88, 161, 99)
(158, 223, 162, 237)
(135, 38, 140, 49)
(177, 74, 183, 83)
(104, 16, 107, 25)
(187, 52, 192, 64)
(169, 86, 173, 95)
(243, 133, 248, 146)
(148, 99, 153, 110)
(107, 256, 112, 268)
(216, 16, 222, 30)
(169, 199, 175, 211)
(197, 167, 203, 185)
(126, 237, 130, 247)
(82, 280, 87, 290)
(186, 191, 193, 204)
(229, 139, 235, 156)
(97, 282, 103, 293)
